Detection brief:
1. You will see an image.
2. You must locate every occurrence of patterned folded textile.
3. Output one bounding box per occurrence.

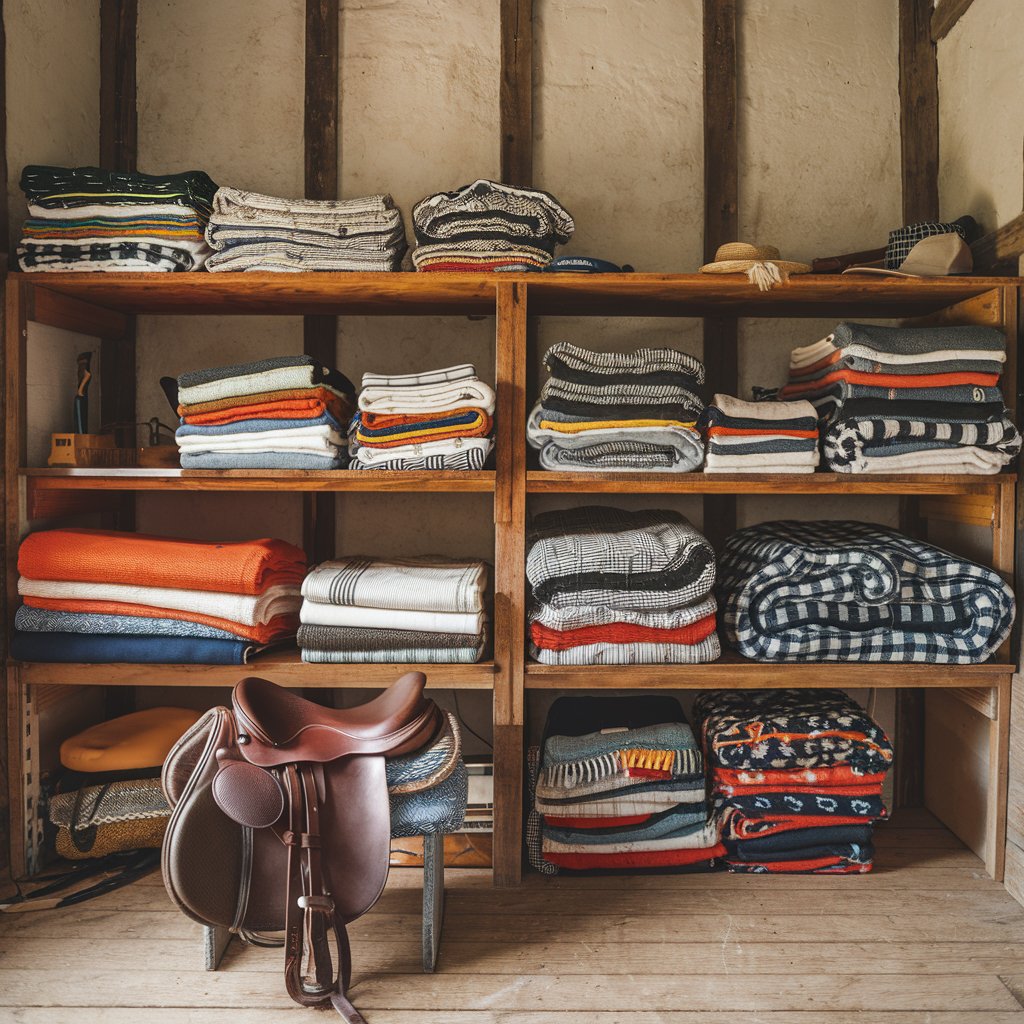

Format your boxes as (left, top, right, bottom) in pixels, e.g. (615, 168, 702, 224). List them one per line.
(357, 373, 496, 416)
(824, 415, 1020, 474)
(348, 437, 492, 470)
(543, 817, 717, 852)
(717, 520, 1015, 662)
(413, 180, 574, 247)
(20, 598, 295, 643)
(21, 581, 300, 628)
(527, 506, 716, 604)
(543, 845, 726, 870)
(296, 623, 484, 652)
(696, 689, 894, 772)
(176, 423, 344, 455)
(18, 166, 218, 273)
(534, 781, 706, 816)
(725, 853, 871, 874)
(714, 765, 887, 788)
(178, 355, 355, 406)
(542, 694, 700, 764)
(538, 434, 705, 472)
(21, 165, 217, 213)
(205, 187, 406, 272)
(180, 451, 347, 470)
(354, 408, 492, 447)
(179, 386, 351, 423)
(299, 600, 483, 634)
(725, 824, 874, 853)
(530, 614, 717, 651)
(15, 605, 242, 641)
(302, 557, 486, 612)
(540, 377, 704, 422)
(412, 242, 552, 271)
(531, 592, 717, 632)
(19, 240, 202, 272)
(18, 529, 306, 594)
(177, 413, 343, 438)
(10, 631, 255, 665)
(717, 791, 886, 819)
(544, 342, 706, 387)
(719, 809, 876, 840)
(301, 646, 482, 664)
(530, 635, 721, 665)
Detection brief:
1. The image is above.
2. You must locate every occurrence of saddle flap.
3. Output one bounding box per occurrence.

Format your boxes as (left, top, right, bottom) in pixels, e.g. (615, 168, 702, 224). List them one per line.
(213, 760, 285, 829)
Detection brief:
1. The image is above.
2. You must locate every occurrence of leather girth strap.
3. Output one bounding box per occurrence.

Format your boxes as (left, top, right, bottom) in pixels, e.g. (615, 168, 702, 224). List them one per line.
(280, 764, 366, 1024)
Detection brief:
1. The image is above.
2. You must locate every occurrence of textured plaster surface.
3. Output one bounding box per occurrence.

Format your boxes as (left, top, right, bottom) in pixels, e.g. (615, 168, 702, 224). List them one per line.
(938, 0, 1024, 230)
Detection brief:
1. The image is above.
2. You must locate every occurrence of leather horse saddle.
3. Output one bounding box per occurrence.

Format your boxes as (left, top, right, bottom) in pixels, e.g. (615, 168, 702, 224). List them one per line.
(161, 672, 454, 1022)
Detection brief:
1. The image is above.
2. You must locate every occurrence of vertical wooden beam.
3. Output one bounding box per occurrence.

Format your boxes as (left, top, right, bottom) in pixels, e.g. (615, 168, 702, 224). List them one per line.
(100, 0, 137, 174)
(500, 0, 533, 186)
(303, 0, 339, 564)
(702, 0, 738, 550)
(98, 0, 138, 512)
(0, 0, 10, 880)
(493, 281, 527, 886)
(899, 0, 939, 224)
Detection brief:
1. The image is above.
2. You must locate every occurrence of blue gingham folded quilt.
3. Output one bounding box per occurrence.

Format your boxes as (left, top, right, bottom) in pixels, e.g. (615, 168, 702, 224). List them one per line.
(717, 520, 1015, 663)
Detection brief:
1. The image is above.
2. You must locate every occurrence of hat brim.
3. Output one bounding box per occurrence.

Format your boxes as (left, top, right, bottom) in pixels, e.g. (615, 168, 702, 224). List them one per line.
(700, 260, 811, 275)
(841, 266, 971, 278)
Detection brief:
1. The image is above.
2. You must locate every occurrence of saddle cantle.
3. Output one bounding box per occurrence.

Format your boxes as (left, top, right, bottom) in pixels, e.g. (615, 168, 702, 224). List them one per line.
(161, 673, 451, 1024)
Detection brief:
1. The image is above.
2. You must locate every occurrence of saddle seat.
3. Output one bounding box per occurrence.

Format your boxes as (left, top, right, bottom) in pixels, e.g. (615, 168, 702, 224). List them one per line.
(233, 672, 441, 767)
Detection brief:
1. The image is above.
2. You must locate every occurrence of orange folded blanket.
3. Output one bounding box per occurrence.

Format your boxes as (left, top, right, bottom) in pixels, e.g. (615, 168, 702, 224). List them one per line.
(779, 368, 999, 399)
(713, 766, 888, 788)
(530, 613, 718, 651)
(178, 386, 349, 417)
(18, 529, 307, 594)
(23, 597, 297, 644)
(181, 388, 352, 426)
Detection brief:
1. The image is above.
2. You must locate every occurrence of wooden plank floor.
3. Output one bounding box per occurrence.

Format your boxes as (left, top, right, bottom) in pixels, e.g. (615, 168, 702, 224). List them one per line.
(3, 810, 1024, 1023)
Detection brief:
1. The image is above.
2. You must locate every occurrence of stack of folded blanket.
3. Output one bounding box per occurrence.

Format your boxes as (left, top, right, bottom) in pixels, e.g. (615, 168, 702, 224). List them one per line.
(298, 557, 488, 663)
(527, 506, 721, 665)
(18, 165, 217, 272)
(696, 689, 894, 874)
(176, 356, 356, 470)
(349, 364, 496, 471)
(701, 394, 819, 473)
(411, 180, 574, 271)
(780, 322, 1020, 474)
(718, 520, 1016, 662)
(204, 188, 407, 272)
(528, 344, 706, 473)
(11, 529, 306, 664)
(532, 695, 724, 872)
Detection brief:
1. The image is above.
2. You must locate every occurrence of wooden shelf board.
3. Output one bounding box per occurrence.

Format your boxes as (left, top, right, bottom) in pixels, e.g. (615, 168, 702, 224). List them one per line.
(526, 471, 1015, 496)
(22, 468, 496, 493)
(524, 654, 1015, 689)
(14, 652, 497, 688)
(13, 271, 1017, 319)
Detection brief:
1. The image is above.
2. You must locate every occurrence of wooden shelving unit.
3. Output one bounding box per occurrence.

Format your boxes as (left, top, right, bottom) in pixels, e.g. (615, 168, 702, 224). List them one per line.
(3, 271, 1020, 887)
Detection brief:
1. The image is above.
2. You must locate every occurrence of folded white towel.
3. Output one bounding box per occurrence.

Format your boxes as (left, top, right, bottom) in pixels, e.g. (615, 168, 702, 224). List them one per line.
(358, 377, 496, 415)
(299, 599, 484, 634)
(18, 579, 300, 626)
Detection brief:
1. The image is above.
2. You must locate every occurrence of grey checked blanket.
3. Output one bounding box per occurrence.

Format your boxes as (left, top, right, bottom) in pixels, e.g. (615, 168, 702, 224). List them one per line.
(527, 506, 716, 605)
(718, 520, 1015, 663)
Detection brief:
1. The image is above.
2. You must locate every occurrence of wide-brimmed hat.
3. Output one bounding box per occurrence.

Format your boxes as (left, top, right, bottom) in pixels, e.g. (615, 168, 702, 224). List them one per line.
(699, 242, 811, 291)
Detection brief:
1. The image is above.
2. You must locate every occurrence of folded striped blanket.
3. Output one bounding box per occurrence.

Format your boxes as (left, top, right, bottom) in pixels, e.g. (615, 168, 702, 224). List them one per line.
(530, 592, 717, 631)
(348, 439, 492, 471)
(824, 415, 1021, 474)
(540, 377, 704, 422)
(530, 635, 721, 665)
(543, 343, 706, 387)
(302, 557, 486, 612)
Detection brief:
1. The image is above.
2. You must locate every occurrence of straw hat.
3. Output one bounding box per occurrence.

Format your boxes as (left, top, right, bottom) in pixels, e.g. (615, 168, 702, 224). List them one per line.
(700, 242, 811, 291)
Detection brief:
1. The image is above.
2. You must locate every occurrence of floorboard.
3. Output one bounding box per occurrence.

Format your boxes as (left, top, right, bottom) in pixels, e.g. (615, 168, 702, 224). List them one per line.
(1, 812, 1022, 1020)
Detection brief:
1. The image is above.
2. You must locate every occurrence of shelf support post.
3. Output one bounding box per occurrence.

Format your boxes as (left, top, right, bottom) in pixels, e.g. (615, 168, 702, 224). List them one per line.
(302, 0, 339, 565)
(702, 0, 738, 550)
(493, 281, 527, 886)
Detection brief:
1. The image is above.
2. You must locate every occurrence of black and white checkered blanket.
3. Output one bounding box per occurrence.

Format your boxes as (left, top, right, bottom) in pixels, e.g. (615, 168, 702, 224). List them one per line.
(718, 520, 1015, 662)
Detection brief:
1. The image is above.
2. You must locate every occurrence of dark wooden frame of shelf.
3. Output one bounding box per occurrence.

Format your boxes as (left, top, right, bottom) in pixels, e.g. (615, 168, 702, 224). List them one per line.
(2, 271, 1020, 886)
